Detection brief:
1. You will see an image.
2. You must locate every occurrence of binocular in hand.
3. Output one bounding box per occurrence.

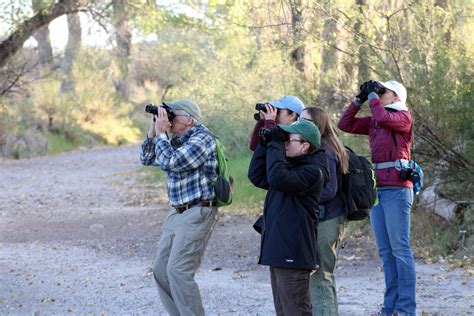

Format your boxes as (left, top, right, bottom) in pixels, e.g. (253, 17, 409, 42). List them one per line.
(254, 103, 271, 121)
(145, 104, 176, 122)
(361, 80, 386, 95)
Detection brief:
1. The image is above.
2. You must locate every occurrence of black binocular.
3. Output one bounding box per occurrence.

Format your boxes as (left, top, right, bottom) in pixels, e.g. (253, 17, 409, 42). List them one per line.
(360, 80, 386, 96)
(400, 167, 414, 180)
(254, 103, 269, 121)
(145, 104, 176, 122)
(258, 127, 289, 142)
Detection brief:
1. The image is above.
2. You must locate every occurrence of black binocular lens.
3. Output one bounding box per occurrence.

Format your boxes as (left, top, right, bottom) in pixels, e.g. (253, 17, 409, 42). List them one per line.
(145, 104, 176, 122)
(145, 104, 159, 115)
(254, 103, 271, 121)
(255, 103, 267, 112)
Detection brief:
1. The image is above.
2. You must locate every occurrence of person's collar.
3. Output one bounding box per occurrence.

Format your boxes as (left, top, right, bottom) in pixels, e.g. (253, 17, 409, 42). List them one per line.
(176, 124, 201, 140)
(384, 101, 408, 111)
(288, 151, 313, 162)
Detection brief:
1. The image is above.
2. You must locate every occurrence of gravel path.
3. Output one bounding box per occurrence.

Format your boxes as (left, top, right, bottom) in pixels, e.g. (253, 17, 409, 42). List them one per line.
(0, 145, 472, 315)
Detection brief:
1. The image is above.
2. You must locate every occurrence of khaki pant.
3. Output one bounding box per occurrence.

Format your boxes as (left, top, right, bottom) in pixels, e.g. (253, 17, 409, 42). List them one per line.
(153, 205, 218, 316)
(310, 215, 346, 316)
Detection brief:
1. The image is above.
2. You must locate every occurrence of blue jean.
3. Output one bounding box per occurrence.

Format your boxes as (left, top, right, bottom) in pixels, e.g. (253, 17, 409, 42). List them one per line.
(371, 188, 416, 316)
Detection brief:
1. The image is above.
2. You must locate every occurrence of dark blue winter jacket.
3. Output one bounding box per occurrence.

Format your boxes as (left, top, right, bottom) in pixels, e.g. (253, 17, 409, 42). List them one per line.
(248, 139, 328, 270)
(318, 143, 345, 221)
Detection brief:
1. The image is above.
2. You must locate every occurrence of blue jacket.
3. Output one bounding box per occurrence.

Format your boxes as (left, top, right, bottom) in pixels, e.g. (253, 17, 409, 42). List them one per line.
(318, 143, 345, 221)
(248, 139, 328, 270)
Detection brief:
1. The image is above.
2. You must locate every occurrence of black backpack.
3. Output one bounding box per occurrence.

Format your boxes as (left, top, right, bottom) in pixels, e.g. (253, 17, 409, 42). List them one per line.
(340, 147, 377, 221)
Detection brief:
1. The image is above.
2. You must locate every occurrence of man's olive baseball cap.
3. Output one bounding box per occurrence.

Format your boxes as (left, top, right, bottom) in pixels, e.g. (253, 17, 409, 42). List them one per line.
(162, 99, 201, 120)
(279, 119, 321, 149)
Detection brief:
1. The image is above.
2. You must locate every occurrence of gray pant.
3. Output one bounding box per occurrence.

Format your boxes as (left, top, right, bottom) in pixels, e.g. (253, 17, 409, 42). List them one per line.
(310, 215, 346, 316)
(153, 205, 218, 316)
(270, 267, 312, 316)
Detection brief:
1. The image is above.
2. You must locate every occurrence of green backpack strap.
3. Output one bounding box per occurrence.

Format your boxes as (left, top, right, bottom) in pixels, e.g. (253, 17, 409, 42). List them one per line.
(199, 130, 233, 207)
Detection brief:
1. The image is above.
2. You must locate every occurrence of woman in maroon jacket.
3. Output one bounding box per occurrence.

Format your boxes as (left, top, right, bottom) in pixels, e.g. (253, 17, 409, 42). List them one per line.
(338, 80, 416, 316)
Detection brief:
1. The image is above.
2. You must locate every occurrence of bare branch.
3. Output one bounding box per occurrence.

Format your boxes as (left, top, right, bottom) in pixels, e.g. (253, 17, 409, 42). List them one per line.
(0, 0, 94, 69)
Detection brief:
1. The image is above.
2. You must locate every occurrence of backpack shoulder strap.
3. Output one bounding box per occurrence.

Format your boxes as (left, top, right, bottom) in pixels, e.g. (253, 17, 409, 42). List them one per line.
(196, 128, 216, 141)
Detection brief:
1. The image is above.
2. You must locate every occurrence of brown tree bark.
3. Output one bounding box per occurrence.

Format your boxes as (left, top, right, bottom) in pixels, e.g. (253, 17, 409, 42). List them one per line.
(112, 0, 132, 100)
(32, 26, 54, 67)
(0, 0, 89, 69)
(318, 0, 339, 104)
(59, 13, 82, 94)
(355, 0, 369, 84)
(31, 0, 54, 68)
(289, 0, 313, 81)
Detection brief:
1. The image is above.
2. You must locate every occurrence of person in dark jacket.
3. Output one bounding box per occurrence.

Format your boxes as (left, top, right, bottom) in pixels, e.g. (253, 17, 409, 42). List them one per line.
(249, 98, 305, 234)
(338, 80, 416, 316)
(301, 107, 349, 316)
(248, 119, 328, 316)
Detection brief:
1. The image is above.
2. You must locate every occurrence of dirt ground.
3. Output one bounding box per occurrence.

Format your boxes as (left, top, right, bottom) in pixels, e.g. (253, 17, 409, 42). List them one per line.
(0, 145, 472, 315)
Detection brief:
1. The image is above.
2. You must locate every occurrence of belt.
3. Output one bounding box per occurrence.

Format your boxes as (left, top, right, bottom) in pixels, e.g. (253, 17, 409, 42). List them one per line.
(373, 159, 409, 170)
(173, 200, 216, 214)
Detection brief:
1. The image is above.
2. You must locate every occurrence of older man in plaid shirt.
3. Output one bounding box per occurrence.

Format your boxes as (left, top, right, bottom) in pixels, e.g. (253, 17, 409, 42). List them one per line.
(140, 99, 218, 316)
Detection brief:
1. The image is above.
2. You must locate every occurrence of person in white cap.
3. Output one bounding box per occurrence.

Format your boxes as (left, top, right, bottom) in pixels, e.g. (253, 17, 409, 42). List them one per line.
(338, 80, 416, 316)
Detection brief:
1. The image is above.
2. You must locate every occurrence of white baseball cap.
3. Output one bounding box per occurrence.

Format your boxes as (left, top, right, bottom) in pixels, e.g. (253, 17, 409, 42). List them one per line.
(377, 80, 407, 105)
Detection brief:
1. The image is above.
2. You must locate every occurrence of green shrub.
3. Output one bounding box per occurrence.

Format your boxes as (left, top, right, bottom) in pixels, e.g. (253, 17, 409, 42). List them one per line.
(226, 154, 266, 215)
(45, 132, 77, 154)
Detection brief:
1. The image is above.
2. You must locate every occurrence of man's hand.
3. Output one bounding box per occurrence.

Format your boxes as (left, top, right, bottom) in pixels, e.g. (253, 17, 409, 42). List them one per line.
(154, 106, 171, 135)
(260, 104, 277, 121)
(147, 116, 157, 138)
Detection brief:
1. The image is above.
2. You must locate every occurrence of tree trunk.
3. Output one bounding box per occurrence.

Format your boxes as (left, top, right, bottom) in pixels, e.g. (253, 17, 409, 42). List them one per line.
(289, 0, 313, 81)
(32, 26, 54, 67)
(31, 0, 54, 68)
(355, 0, 370, 84)
(59, 13, 82, 94)
(112, 0, 132, 100)
(0, 0, 87, 69)
(318, 0, 338, 103)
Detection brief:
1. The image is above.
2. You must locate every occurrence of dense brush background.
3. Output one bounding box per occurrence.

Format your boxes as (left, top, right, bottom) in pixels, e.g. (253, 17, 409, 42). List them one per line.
(0, 0, 472, 262)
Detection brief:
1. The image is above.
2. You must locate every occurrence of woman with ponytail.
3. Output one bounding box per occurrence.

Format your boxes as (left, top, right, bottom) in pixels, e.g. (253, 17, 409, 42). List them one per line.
(300, 107, 349, 316)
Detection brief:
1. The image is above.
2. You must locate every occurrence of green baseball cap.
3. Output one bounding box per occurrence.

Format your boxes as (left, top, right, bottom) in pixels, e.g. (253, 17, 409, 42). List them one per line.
(279, 119, 321, 149)
(162, 99, 201, 120)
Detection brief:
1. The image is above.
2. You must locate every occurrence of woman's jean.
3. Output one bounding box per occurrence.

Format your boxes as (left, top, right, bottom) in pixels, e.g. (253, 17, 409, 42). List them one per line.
(371, 187, 416, 316)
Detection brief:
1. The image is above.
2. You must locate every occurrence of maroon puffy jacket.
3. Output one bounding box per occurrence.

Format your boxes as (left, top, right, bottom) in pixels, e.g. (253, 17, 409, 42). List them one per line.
(249, 119, 277, 151)
(338, 99, 413, 188)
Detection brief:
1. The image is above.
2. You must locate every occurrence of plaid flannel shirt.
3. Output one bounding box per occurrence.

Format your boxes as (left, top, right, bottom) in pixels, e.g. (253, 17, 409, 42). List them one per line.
(140, 124, 218, 206)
